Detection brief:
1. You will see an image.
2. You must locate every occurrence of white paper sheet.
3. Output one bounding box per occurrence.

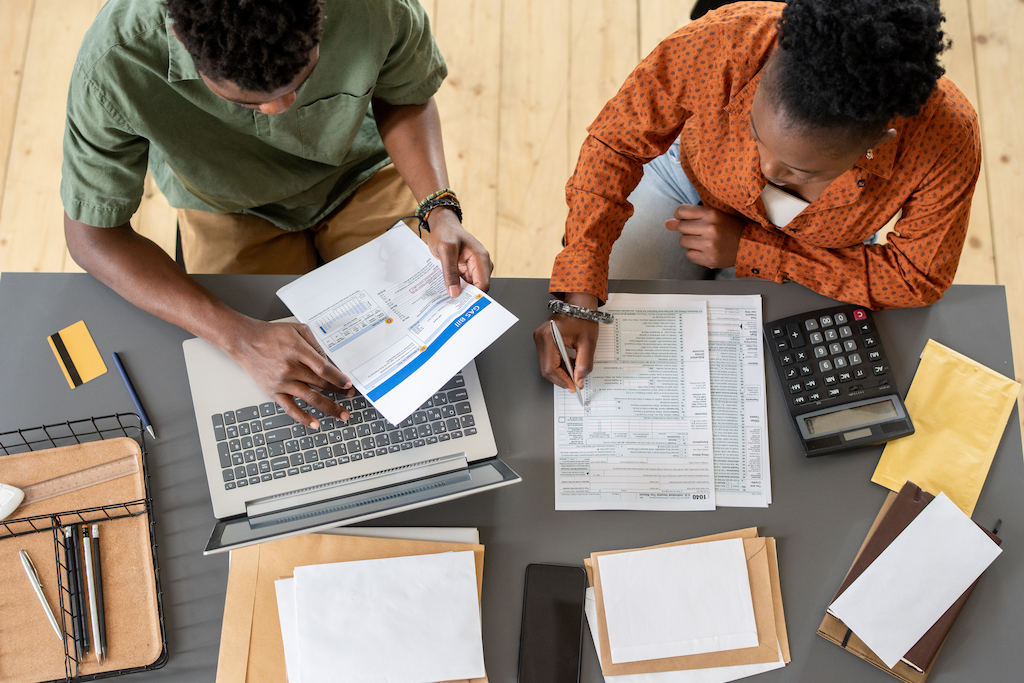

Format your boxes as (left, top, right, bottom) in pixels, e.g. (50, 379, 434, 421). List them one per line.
(288, 550, 485, 683)
(598, 538, 758, 663)
(274, 578, 301, 683)
(554, 295, 715, 510)
(585, 588, 785, 682)
(828, 492, 1002, 668)
(277, 225, 517, 424)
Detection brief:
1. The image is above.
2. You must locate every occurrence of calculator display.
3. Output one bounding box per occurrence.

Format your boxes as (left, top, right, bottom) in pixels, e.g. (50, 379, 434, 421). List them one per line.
(803, 398, 899, 435)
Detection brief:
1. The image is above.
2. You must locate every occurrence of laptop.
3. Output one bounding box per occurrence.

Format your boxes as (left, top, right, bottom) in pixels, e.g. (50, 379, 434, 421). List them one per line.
(183, 336, 520, 554)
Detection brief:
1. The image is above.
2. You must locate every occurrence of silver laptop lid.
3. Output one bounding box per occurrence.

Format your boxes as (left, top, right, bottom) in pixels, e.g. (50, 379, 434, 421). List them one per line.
(182, 336, 506, 520)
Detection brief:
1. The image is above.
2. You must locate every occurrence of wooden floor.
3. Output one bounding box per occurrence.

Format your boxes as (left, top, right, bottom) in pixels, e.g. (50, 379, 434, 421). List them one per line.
(1, 1, 1022, 411)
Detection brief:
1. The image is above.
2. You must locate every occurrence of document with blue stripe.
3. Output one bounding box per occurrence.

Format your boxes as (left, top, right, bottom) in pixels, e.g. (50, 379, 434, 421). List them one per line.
(277, 225, 517, 424)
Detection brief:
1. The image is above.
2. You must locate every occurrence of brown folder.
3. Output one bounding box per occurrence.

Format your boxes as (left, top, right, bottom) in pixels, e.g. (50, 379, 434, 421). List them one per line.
(819, 481, 1001, 679)
(0, 438, 162, 683)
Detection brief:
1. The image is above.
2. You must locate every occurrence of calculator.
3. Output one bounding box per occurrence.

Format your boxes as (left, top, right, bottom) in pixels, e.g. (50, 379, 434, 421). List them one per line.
(764, 304, 914, 457)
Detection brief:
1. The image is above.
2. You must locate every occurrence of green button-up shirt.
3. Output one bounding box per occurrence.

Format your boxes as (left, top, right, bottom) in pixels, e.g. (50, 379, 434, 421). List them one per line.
(61, 0, 446, 231)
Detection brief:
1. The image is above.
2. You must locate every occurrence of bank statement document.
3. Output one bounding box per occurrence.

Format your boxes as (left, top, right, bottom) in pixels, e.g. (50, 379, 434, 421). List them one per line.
(554, 293, 770, 510)
(554, 294, 716, 511)
(277, 226, 517, 424)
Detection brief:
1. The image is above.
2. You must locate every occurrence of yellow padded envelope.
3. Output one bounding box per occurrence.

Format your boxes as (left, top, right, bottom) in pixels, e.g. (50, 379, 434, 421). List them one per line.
(872, 339, 1020, 517)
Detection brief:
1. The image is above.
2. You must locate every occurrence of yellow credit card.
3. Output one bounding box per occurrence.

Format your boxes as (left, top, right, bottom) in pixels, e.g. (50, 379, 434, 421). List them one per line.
(48, 320, 107, 388)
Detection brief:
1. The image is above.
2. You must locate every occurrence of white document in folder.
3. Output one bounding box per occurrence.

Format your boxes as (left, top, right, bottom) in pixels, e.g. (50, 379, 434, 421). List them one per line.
(277, 225, 517, 424)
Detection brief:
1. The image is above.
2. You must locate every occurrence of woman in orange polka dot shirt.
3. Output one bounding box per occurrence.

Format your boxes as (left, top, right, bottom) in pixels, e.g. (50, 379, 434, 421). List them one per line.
(536, 0, 980, 392)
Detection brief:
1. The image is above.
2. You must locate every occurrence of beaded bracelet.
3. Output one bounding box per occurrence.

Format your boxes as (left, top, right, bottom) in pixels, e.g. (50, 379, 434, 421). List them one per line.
(418, 197, 463, 224)
(418, 187, 458, 208)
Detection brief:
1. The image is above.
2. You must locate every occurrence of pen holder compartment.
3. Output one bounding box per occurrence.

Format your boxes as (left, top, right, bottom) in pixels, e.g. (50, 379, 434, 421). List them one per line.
(0, 414, 167, 682)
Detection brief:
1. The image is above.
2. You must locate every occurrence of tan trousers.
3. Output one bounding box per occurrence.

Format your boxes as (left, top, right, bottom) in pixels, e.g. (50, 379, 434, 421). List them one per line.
(178, 164, 418, 274)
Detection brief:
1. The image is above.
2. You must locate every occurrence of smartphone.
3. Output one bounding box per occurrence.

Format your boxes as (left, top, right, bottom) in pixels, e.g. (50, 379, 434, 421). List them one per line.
(517, 563, 588, 683)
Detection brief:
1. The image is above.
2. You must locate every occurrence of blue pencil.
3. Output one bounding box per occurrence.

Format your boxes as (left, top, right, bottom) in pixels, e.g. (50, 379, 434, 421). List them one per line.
(112, 352, 156, 438)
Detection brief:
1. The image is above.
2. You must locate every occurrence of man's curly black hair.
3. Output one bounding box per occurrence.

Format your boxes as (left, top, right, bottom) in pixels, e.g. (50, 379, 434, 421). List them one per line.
(166, 0, 323, 93)
(769, 0, 949, 144)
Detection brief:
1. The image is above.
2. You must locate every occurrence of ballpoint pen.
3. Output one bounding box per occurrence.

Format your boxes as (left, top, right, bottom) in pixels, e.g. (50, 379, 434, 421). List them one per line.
(91, 524, 107, 662)
(83, 528, 103, 664)
(70, 524, 90, 656)
(112, 351, 156, 439)
(20, 549, 64, 642)
(63, 526, 84, 660)
(550, 320, 586, 408)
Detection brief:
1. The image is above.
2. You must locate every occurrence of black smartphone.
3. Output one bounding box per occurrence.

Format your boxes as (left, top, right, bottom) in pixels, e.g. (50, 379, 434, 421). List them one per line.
(517, 563, 588, 683)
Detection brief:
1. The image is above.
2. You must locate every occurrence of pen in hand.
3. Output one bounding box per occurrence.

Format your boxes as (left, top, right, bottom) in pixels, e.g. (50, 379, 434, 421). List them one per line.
(550, 320, 585, 408)
(20, 549, 63, 642)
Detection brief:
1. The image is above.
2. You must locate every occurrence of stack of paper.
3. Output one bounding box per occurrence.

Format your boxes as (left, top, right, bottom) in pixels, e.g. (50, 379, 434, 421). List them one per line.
(554, 293, 771, 512)
(583, 528, 790, 682)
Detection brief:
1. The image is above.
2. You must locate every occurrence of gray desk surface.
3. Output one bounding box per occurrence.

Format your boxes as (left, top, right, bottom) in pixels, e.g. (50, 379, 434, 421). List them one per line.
(0, 273, 1019, 682)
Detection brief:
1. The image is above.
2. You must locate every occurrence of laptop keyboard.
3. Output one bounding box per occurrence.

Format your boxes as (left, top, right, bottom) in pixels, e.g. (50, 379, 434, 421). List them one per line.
(212, 374, 477, 491)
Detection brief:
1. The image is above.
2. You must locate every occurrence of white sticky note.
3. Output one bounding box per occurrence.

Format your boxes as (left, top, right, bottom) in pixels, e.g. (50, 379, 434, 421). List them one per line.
(598, 538, 758, 663)
(292, 550, 485, 683)
(829, 492, 1002, 669)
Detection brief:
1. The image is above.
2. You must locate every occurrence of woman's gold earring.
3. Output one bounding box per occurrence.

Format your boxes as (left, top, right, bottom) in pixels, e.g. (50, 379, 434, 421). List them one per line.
(866, 149, 874, 160)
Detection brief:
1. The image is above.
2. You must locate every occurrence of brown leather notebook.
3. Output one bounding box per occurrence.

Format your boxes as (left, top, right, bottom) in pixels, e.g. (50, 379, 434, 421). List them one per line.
(827, 481, 1001, 674)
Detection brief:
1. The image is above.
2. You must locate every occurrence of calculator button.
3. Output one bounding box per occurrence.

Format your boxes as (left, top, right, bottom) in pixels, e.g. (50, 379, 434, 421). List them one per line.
(868, 350, 882, 361)
(849, 353, 863, 365)
(843, 340, 857, 352)
(839, 326, 853, 338)
(824, 374, 838, 385)
(814, 346, 828, 359)
(799, 365, 813, 376)
(808, 392, 822, 402)
(793, 396, 807, 406)
(820, 315, 834, 327)
(770, 325, 785, 338)
(780, 353, 794, 366)
(785, 368, 799, 380)
(795, 350, 809, 362)
(819, 359, 833, 372)
(810, 331, 824, 344)
(775, 341, 789, 352)
(828, 388, 842, 398)
(829, 342, 843, 355)
(863, 335, 877, 348)
(833, 356, 847, 369)
(786, 324, 805, 348)
(853, 309, 867, 321)
(873, 364, 887, 376)
(857, 322, 872, 334)
(834, 312, 848, 324)
(824, 329, 839, 342)
(789, 382, 803, 394)
(804, 379, 818, 391)
(839, 371, 852, 382)
(854, 368, 867, 380)
(804, 319, 819, 331)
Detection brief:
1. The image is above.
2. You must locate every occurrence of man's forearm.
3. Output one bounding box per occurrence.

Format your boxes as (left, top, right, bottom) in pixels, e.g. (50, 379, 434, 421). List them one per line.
(63, 213, 251, 352)
(371, 97, 450, 201)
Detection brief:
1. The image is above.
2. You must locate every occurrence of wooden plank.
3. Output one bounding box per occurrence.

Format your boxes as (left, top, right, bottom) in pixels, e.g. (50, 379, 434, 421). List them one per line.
(969, 0, 1024, 418)
(638, 0, 692, 59)
(432, 0, 501, 263)
(0, 0, 103, 274)
(495, 0, 571, 278)
(941, 0, 996, 285)
(0, 0, 34, 225)
(569, 0, 639, 163)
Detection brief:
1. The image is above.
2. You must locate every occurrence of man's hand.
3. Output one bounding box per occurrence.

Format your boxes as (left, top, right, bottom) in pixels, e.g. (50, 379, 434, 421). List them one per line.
(665, 204, 746, 268)
(427, 208, 493, 297)
(227, 319, 355, 429)
(534, 293, 600, 391)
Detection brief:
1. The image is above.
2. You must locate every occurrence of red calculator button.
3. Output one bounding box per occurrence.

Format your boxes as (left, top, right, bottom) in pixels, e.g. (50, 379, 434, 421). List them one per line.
(853, 309, 867, 321)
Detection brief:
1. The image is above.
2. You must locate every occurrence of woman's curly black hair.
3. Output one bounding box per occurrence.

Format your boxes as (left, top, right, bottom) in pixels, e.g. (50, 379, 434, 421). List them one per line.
(770, 0, 949, 142)
(166, 0, 323, 93)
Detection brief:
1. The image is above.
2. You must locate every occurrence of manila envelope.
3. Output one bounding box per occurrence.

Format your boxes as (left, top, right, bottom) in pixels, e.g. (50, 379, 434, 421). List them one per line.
(215, 533, 487, 683)
(589, 533, 789, 676)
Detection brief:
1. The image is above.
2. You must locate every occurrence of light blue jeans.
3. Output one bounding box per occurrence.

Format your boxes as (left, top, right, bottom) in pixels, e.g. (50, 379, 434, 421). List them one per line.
(608, 139, 723, 281)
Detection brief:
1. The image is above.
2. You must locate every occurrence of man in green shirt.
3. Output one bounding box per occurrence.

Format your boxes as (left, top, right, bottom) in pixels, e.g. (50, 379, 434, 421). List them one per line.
(62, 0, 491, 428)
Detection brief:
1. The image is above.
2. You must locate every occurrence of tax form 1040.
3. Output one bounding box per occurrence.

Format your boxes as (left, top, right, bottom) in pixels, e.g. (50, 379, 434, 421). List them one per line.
(554, 293, 770, 511)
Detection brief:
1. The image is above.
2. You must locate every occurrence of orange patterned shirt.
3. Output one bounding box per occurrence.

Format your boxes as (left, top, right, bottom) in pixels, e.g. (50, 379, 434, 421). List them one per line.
(550, 2, 981, 309)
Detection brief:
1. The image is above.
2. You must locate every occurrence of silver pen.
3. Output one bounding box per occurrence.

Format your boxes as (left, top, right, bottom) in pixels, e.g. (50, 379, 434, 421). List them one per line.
(19, 549, 64, 642)
(550, 320, 586, 408)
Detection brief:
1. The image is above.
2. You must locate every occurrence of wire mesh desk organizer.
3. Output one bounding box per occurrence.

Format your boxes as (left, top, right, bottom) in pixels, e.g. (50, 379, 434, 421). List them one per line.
(0, 414, 167, 682)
